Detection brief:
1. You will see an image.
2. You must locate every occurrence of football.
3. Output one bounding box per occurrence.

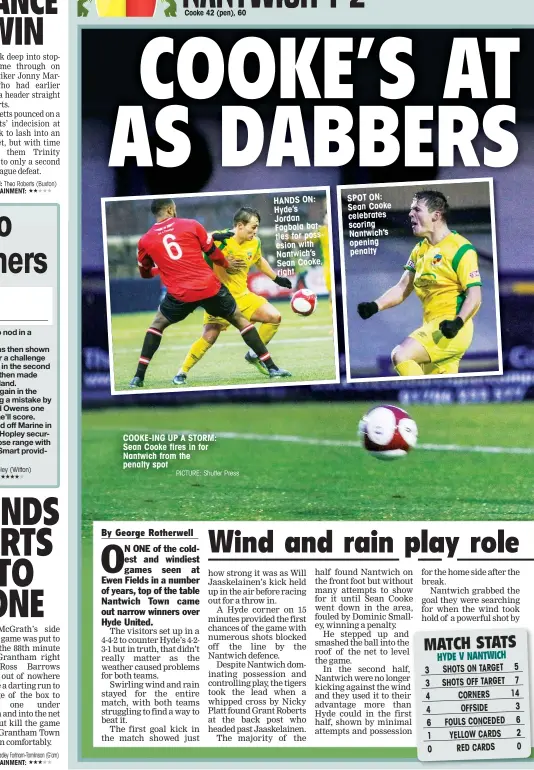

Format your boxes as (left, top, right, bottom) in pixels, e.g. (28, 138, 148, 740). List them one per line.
(290, 289, 317, 316)
(358, 405, 418, 460)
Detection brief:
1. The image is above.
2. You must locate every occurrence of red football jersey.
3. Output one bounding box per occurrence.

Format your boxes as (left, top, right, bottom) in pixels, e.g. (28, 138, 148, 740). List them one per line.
(137, 217, 221, 302)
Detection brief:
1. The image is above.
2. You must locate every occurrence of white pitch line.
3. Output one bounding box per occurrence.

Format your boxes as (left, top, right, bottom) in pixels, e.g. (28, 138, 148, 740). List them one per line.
(116, 324, 330, 338)
(211, 432, 534, 455)
(116, 336, 332, 353)
(104, 428, 534, 456)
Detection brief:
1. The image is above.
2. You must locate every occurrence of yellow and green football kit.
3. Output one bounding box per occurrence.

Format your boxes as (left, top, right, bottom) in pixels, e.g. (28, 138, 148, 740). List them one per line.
(300, 223, 331, 293)
(403, 232, 482, 375)
(204, 232, 267, 328)
(179, 231, 279, 376)
(318, 224, 331, 294)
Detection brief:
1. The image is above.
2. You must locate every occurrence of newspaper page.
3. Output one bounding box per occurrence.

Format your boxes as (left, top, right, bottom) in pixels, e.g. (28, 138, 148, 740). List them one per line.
(73, 2, 534, 770)
(0, 0, 69, 766)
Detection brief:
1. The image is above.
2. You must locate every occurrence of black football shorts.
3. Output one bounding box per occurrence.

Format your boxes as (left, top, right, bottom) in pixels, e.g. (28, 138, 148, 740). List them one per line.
(159, 285, 237, 324)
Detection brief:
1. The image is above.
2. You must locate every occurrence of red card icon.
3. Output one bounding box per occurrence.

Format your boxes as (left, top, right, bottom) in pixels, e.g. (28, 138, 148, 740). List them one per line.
(127, 0, 157, 14)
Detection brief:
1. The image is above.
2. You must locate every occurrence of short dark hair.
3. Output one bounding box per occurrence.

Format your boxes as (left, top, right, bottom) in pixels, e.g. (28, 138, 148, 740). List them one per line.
(151, 198, 174, 217)
(233, 207, 261, 226)
(414, 190, 449, 223)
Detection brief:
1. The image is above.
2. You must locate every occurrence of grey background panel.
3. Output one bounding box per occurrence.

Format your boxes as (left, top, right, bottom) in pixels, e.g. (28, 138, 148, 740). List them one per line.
(0, 204, 58, 487)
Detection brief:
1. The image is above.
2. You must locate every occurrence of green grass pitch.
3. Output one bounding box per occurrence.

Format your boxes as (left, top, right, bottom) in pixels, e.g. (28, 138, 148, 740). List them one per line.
(82, 402, 534, 528)
(110, 299, 337, 391)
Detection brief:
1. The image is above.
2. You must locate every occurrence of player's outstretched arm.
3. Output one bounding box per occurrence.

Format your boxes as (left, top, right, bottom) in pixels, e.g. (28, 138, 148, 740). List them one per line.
(357, 301, 379, 319)
(259, 257, 292, 288)
(209, 254, 246, 278)
(205, 238, 245, 274)
(225, 255, 248, 274)
(204, 242, 229, 269)
(197, 224, 233, 272)
(358, 270, 414, 319)
(458, 285, 482, 323)
(439, 286, 482, 338)
(137, 250, 159, 279)
(139, 265, 160, 279)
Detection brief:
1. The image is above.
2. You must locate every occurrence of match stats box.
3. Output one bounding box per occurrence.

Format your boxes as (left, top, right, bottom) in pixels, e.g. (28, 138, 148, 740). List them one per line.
(414, 629, 531, 762)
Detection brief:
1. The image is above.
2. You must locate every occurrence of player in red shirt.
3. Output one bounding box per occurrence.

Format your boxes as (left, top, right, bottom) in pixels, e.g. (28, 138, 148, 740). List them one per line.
(129, 199, 291, 387)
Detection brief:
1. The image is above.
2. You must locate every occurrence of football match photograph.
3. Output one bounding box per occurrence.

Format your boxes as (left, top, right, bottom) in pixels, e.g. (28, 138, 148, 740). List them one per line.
(102, 188, 338, 394)
(338, 179, 502, 381)
(81, 29, 534, 530)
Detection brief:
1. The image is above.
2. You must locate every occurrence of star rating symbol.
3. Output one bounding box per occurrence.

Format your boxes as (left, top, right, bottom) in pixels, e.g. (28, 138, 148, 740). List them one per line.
(1, 475, 19, 479)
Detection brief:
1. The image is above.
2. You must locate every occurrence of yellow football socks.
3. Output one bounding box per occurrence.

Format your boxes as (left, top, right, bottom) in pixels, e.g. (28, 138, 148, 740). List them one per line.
(258, 322, 280, 346)
(181, 325, 279, 374)
(395, 360, 424, 376)
(181, 338, 212, 373)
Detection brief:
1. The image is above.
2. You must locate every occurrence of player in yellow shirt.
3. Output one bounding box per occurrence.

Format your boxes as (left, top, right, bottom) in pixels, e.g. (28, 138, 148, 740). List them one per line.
(320, 222, 331, 297)
(317, 213, 332, 304)
(357, 190, 482, 376)
(173, 207, 292, 384)
(293, 212, 331, 296)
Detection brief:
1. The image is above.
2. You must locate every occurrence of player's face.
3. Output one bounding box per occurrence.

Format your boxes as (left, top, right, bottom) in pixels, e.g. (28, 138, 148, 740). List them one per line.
(238, 216, 260, 241)
(409, 198, 435, 237)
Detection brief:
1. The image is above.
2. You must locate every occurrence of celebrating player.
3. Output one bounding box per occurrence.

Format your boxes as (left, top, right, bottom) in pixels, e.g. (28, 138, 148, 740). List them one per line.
(129, 199, 291, 387)
(173, 207, 292, 385)
(357, 190, 482, 376)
